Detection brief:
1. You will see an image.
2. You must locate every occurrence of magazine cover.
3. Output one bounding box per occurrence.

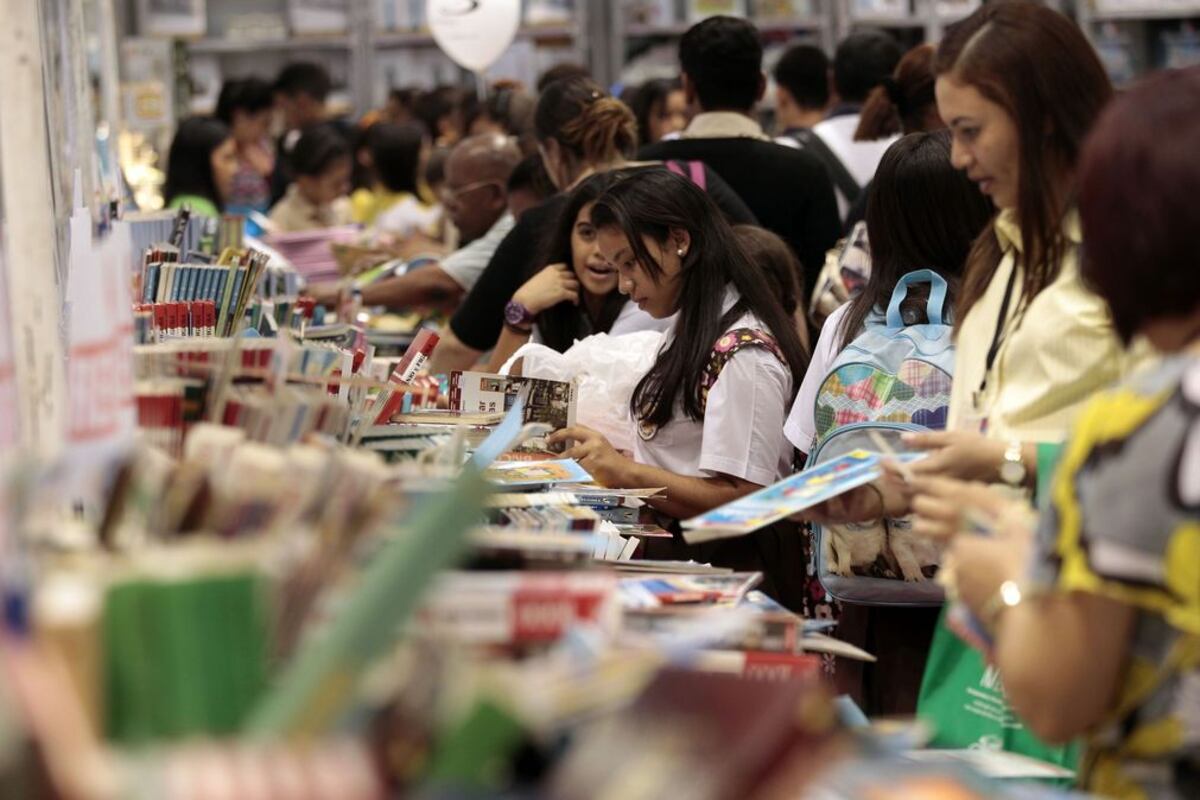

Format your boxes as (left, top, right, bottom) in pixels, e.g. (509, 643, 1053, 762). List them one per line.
(682, 450, 926, 541)
(451, 371, 577, 431)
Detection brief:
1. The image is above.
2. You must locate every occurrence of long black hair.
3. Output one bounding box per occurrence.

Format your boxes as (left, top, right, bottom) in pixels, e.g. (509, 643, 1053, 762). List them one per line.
(589, 169, 810, 427)
(629, 78, 682, 147)
(839, 131, 993, 350)
(369, 122, 424, 194)
(215, 77, 274, 127)
(163, 116, 232, 211)
(291, 123, 351, 178)
(536, 171, 631, 353)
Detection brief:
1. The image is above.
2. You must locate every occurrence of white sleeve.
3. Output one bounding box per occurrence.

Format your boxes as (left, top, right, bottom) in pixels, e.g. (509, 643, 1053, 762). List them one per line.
(440, 236, 493, 290)
(699, 346, 793, 487)
(784, 303, 850, 454)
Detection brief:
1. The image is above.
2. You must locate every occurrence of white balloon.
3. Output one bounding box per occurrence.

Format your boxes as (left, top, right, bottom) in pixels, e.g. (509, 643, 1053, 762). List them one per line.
(426, 0, 522, 73)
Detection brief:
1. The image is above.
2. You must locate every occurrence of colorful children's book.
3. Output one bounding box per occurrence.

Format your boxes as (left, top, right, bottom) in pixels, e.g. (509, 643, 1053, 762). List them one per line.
(483, 459, 593, 488)
(682, 450, 926, 542)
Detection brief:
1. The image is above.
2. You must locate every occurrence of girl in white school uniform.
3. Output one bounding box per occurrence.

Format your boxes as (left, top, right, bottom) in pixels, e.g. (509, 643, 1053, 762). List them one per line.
(547, 168, 809, 603)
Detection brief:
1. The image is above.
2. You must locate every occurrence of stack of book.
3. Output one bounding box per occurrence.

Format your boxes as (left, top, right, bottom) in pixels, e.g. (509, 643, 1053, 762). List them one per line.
(264, 226, 360, 284)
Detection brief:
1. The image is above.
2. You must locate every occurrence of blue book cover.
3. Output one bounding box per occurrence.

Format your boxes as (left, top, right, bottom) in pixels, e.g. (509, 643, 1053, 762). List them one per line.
(230, 267, 246, 309)
(213, 270, 228, 309)
(483, 459, 594, 488)
(142, 263, 159, 303)
(682, 450, 927, 540)
(188, 265, 202, 301)
(181, 265, 195, 301)
(197, 266, 212, 301)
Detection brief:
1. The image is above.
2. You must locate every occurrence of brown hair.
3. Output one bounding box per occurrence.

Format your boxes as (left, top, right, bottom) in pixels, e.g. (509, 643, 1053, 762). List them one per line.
(734, 225, 811, 351)
(856, 45, 938, 141)
(936, 1, 1112, 323)
(1078, 67, 1200, 345)
(534, 76, 638, 169)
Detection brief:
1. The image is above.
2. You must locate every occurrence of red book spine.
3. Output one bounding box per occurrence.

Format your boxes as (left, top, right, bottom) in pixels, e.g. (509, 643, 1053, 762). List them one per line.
(739, 652, 822, 682)
(393, 329, 439, 384)
(509, 588, 610, 643)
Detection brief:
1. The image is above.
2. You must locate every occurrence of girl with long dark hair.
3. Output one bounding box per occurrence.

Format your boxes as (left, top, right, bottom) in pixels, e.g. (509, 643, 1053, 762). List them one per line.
(547, 170, 807, 595)
(784, 131, 992, 714)
(487, 171, 670, 371)
(629, 78, 688, 147)
(163, 117, 239, 219)
(432, 75, 754, 375)
(786, 131, 992, 458)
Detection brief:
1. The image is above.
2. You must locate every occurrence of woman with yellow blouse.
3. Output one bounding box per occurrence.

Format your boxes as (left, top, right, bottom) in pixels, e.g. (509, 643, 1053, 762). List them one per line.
(909, 65, 1200, 800)
(810, 1, 1147, 527)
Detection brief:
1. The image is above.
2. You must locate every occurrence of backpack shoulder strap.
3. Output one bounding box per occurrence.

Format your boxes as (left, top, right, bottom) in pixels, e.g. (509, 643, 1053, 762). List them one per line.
(666, 160, 708, 192)
(792, 129, 862, 204)
(699, 328, 786, 414)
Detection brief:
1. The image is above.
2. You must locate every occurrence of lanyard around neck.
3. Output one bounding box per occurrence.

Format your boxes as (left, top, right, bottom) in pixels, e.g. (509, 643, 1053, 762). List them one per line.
(977, 264, 1020, 402)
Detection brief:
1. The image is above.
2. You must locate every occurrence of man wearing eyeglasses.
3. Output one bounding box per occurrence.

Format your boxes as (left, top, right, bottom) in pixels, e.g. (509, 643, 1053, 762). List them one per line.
(328, 133, 522, 313)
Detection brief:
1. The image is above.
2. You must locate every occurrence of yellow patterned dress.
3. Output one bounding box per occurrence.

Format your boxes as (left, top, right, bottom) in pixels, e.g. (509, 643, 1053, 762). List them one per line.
(1032, 354, 1200, 800)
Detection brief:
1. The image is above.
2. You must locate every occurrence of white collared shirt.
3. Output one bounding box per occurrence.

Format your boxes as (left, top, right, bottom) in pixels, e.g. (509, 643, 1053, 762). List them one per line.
(948, 209, 1152, 442)
(441, 213, 515, 290)
(811, 114, 897, 218)
(632, 288, 794, 487)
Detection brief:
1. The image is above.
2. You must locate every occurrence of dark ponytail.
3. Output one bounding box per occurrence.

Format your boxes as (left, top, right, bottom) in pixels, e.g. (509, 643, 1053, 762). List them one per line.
(535, 77, 638, 167)
(856, 44, 938, 141)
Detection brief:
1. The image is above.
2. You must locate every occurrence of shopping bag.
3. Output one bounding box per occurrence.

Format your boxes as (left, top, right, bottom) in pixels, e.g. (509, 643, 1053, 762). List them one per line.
(916, 607, 1080, 777)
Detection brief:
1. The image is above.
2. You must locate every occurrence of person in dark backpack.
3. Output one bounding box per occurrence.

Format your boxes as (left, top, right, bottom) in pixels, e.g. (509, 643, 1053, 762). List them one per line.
(773, 44, 832, 139)
(785, 131, 993, 713)
(799, 31, 903, 222)
(547, 169, 809, 608)
(639, 16, 841, 301)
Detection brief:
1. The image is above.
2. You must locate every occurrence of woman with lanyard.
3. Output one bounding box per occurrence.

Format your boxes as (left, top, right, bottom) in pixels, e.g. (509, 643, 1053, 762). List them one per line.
(817, 1, 1149, 524)
(806, 3, 1154, 746)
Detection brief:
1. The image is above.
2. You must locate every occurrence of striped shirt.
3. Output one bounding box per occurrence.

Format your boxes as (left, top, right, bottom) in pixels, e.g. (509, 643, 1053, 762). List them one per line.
(441, 213, 515, 291)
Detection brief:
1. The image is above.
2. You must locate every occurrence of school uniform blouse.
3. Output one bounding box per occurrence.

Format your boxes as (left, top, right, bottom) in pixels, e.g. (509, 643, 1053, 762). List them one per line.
(267, 185, 354, 233)
(947, 209, 1148, 443)
(784, 303, 850, 455)
(632, 289, 794, 488)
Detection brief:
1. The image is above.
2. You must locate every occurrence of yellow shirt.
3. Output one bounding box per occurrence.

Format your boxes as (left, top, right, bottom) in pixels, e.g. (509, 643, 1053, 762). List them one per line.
(268, 185, 354, 233)
(350, 188, 405, 226)
(947, 209, 1151, 442)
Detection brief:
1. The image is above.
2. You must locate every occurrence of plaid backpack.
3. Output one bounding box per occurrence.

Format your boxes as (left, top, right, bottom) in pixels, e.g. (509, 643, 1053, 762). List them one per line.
(809, 270, 955, 606)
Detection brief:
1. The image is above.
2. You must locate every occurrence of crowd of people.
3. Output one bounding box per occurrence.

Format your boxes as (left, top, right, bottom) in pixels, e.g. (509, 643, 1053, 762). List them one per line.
(161, 4, 1200, 798)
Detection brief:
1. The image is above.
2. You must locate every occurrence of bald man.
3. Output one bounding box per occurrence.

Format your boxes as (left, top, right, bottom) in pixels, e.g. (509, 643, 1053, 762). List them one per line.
(327, 134, 522, 312)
